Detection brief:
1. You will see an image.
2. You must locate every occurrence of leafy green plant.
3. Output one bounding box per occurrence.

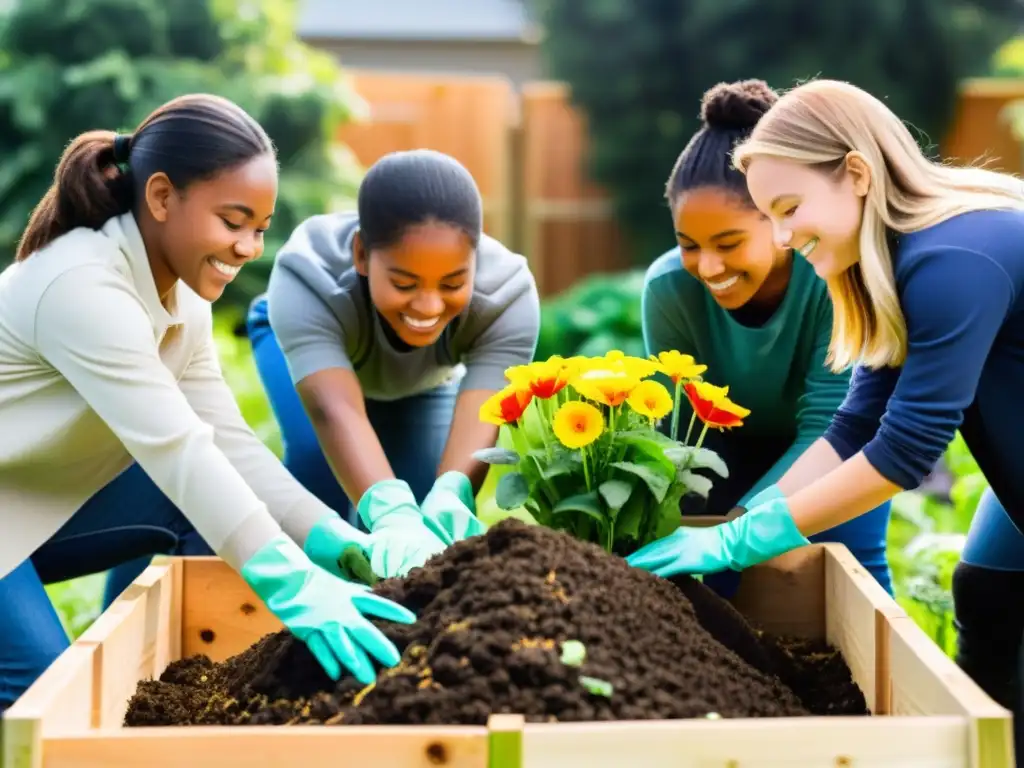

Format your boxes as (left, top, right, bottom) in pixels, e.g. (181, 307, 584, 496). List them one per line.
(472, 351, 748, 555)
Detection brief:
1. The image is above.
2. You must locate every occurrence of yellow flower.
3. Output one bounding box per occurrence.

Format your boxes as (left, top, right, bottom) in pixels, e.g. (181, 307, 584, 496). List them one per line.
(572, 370, 640, 407)
(650, 351, 708, 384)
(591, 350, 660, 379)
(552, 401, 604, 449)
(626, 380, 674, 421)
(505, 358, 571, 399)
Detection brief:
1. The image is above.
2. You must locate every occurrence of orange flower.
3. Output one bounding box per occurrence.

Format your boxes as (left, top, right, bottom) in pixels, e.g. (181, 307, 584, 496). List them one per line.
(684, 381, 750, 429)
(505, 358, 571, 399)
(479, 385, 534, 426)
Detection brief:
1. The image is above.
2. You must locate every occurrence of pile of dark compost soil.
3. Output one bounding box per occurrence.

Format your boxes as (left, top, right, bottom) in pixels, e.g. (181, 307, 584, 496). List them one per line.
(124, 519, 868, 726)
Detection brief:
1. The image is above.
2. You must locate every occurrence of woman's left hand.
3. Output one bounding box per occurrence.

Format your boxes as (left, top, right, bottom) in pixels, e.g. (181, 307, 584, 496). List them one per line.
(626, 494, 810, 578)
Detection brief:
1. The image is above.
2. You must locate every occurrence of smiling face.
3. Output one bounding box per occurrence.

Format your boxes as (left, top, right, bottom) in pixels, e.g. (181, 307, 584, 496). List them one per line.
(355, 221, 476, 347)
(744, 154, 868, 279)
(144, 153, 278, 302)
(671, 187, 788, 310)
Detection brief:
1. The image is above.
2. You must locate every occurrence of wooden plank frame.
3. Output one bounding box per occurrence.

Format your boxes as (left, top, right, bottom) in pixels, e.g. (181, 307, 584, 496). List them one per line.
(3, 544, 1013, 768)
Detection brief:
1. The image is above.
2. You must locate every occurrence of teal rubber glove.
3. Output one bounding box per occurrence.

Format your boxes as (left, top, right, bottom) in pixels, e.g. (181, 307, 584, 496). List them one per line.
(419, 471, 488, 545)
(304, 512, 378, 585)
(625, 495, 810, 577)
(239, 533, 416, 684)
(741, 483, 784, 510)
(358, 479, 447, 578)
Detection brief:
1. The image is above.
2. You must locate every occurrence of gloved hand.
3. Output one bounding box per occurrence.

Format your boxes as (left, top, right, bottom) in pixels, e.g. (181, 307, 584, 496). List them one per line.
(304, 512, 378, 585)
(626, 495, 810, 577)
(419, 471, 487, 545)
(239, 533, 415, 684)
(740, 483, 784, 510)
(358, 479, 448, 578)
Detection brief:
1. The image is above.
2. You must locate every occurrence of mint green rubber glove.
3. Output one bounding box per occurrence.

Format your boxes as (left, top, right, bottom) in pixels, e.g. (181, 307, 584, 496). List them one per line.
(239, 533, 415, 683)
(358, 479, 447, 578)
(740, 483, 784, 510)
(419, 471, 487, 545)
(626, 495, 810, 577)
(304, 513, 378, 585)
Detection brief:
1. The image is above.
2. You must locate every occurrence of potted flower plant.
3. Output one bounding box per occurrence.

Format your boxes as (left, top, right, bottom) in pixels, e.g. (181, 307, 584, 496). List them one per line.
(473, 350, 750, 555)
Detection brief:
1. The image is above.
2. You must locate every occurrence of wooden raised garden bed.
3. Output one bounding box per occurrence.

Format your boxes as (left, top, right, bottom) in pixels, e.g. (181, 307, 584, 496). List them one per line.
(3, 540, 1014, 768)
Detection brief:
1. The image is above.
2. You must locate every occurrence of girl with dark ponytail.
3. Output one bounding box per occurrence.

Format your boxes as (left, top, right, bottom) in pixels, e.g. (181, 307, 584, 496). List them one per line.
(0, 93, 418, 715)
(629, 79, 893, 596)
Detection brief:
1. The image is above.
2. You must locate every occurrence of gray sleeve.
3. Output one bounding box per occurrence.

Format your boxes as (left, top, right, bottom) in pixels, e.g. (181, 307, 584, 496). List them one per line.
(266, 264, 353, 385)
(458, 268, 541, 392)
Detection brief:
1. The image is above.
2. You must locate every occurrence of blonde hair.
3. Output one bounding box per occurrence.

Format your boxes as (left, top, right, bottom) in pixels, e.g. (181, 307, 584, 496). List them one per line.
(732, 79, 1024, 371)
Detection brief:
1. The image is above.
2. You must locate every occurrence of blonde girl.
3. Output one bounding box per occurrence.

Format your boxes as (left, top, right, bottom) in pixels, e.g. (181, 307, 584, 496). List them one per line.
(627, 79, 1024, 742)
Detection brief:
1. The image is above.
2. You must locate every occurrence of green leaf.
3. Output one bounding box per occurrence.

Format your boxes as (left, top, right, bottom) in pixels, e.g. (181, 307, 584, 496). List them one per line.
(496, 472, 530, 510)
(665, 446, 729, 478)
(540, 452, 581, 479)
(610, 460, 671, 503)
(649, 482, 688, 543)
(552, 490, 605, 523)
(678, 470, 713, 498)
(614, 489, 648, 542)
(472, 446, 522, 465)
(599, 478, 634, 511)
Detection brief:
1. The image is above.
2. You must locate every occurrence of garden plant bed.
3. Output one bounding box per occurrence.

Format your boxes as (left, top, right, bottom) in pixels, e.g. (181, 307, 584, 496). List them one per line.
(4, 521, 1013, 768)
(123, 520, 867, 726)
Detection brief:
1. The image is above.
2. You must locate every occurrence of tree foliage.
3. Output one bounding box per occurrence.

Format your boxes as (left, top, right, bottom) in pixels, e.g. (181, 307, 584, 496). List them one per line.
(0, 0, 364, 310)
(530, 0, 1022, 264)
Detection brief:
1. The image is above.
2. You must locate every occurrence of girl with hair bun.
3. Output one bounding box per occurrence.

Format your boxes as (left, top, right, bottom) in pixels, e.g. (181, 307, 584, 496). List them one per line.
(244, 149, 541, 569)
(637, 79, 892, 596)
(629, 77, 1024, 745)
(0, 94, 418, 714)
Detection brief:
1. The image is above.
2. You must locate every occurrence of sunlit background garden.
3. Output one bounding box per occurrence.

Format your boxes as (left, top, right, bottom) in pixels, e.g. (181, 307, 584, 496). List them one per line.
(5, 0, 1024, 660)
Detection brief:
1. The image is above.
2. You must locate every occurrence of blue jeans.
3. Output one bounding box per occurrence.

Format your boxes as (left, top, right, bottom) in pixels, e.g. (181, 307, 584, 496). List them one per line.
(703, 501, 894, 598)
(0, 464, 213, 713)
(245, 294, 457, 526)
(952, 488, 1024, 762)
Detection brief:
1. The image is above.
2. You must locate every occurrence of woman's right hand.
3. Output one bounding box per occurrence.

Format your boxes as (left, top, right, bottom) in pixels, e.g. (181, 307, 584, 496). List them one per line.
(239, 532, 416, 683)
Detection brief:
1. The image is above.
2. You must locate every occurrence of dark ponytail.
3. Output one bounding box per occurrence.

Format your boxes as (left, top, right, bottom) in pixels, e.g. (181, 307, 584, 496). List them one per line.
(16, 131, 133, 261)
(16, 93, 273, 261)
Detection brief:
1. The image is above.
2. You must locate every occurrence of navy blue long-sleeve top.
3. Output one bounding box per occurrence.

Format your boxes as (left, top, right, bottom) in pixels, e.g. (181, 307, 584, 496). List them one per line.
(823, 208, 1024, 525)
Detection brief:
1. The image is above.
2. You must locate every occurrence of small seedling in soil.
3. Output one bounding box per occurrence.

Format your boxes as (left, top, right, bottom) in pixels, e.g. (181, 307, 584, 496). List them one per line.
(124, 520, 868, 727)
(559, 640, 586, 667)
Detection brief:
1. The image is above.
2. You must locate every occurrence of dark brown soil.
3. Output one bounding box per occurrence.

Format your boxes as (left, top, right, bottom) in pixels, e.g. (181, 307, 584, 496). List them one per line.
(124, 519, 868, 726)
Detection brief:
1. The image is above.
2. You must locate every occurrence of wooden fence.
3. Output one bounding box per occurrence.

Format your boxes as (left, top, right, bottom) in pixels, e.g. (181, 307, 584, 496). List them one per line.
(337, 71, 1024, 298)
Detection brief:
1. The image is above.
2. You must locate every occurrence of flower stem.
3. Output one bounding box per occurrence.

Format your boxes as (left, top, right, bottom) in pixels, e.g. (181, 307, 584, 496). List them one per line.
(695, 422, 710, 449)
(684, 412, 697, 445)
(581, 445, 592, 491)
(670, 380, 682, 440)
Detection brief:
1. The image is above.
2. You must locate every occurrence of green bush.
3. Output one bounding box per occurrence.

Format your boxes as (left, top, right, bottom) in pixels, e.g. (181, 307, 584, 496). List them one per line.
(0, 0, 363, 312)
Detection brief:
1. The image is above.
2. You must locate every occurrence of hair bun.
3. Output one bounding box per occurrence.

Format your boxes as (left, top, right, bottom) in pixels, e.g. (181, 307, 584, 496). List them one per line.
(700, 79, 777, 131)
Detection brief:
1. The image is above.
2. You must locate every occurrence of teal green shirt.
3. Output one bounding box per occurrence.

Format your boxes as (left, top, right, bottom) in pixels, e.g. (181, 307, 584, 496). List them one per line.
(641, 248, 851, 514)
